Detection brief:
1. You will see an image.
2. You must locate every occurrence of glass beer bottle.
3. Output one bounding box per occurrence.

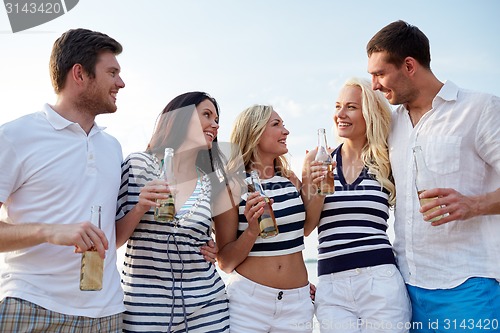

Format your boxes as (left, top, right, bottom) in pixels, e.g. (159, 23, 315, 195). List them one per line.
(80, 205, 104, 291)
(413, 145, 443, 222)
(315, 128, 335, 195)
(154, 148, 176, 222)
(249, 170, 279, 238)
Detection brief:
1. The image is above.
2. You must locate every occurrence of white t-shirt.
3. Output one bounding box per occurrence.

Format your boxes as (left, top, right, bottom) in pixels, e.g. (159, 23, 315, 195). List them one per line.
(0, 104, 125, 317)
(389, 81, 500, 289)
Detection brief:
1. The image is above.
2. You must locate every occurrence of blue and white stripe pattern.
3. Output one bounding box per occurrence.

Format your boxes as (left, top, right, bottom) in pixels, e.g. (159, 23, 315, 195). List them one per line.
(237, 173, 305, 257)
(317, 145, 396, 276)
(117, 152, 229, 332)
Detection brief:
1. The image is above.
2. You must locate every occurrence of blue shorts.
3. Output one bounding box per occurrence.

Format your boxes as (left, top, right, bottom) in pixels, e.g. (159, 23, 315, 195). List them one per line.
(407, 278, 500, 332)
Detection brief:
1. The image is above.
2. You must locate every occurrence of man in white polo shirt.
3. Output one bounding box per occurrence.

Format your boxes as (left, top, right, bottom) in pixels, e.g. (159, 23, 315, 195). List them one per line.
(0, 28, 126, 332)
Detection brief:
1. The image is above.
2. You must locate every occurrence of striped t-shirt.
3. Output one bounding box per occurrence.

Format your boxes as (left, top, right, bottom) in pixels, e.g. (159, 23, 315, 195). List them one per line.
(116, 152, 229, 332)
(317, 145, 396, 276)
(237, 173, 305, 256)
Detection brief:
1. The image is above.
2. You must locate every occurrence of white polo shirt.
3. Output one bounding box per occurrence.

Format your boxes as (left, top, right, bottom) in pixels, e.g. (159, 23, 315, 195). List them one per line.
(0, 104, 125, 317)
(389, 81, 500, 289)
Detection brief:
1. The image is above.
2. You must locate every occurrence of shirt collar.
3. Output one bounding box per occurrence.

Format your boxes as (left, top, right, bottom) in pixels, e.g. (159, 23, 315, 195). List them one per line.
(42, 103, 106, 135)
(396, 80, 459, 114)
(435, 80, 459, 103)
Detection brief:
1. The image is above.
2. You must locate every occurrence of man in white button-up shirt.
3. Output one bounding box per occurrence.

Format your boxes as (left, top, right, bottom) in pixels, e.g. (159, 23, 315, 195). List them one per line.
(366, 20, 500, 332)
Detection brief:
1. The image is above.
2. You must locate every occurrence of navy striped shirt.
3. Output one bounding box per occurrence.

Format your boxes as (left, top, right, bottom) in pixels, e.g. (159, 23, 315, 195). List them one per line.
(238, 174, 305, 256)
(317, 145, 396, 276)
(117, 152, 228, 332)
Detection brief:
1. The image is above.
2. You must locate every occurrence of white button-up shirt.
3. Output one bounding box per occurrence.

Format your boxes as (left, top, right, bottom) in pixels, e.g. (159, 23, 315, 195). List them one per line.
(389, 80, 500, 289)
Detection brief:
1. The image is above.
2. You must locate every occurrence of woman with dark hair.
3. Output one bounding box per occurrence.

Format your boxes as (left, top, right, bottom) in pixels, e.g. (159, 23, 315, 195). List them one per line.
(115, 91, 231, 332)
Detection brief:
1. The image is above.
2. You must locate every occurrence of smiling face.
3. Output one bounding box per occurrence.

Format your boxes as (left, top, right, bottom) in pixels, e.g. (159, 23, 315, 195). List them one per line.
(367, 51, 416, 106)
(184, 98, 219, 150)
(257, 110, 289, 159)
(334, 85, 367, 143)
(77, 51, 125, 115)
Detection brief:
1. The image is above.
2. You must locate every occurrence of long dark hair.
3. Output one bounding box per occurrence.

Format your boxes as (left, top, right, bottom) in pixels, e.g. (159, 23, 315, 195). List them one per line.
(146, 91, 228, 188)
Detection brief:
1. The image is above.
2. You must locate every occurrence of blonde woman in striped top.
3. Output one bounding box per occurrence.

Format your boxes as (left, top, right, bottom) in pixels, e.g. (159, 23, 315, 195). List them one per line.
(302, 77, 411, 333)
(215, 105, 315, 333)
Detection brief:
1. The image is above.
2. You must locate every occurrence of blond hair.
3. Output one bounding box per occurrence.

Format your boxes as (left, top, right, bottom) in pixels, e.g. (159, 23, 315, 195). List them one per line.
(229, 105, 291, 178)
(340, 77, 395, 205)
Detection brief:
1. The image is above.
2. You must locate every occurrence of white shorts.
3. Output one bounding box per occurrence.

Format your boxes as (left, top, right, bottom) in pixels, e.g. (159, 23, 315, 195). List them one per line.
(226, 271, 314, 333)
(315, 264, 411, 333)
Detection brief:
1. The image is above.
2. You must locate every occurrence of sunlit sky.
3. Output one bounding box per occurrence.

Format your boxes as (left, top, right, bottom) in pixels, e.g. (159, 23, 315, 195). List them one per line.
(1, 1, 499, 259)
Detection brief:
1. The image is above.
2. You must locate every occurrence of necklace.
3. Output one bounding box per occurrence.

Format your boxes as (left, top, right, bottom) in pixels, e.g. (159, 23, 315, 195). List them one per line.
(172, 168, 209, 228)
(153, 153, 209, 228)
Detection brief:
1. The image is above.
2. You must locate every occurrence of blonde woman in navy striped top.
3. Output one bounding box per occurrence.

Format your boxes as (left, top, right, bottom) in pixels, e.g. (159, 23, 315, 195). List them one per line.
(302, 78, 411, 333)
(214, 105, 316, 332)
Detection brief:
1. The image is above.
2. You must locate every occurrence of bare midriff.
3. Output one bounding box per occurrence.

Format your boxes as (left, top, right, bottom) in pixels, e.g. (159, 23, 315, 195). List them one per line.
(236, 251, 308, 289)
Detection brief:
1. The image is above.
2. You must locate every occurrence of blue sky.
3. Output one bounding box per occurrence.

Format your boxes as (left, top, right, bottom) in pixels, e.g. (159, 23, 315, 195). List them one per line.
(1, 0, 499, 259)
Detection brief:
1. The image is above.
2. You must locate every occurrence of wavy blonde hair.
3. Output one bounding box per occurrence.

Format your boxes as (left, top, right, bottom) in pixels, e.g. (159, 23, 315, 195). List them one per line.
(228, 105, 291, 178)
(340, 77, 395, 205)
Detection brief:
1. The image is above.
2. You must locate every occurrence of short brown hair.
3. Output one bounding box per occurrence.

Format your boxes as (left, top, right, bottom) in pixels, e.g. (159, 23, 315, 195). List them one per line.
(366, 20, 431, 70)
(49, 28, 122, 94)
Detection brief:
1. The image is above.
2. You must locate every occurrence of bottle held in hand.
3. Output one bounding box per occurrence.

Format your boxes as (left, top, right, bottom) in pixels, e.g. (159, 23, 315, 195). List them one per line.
(80, 205, 104, 291)
(249, 170, 279, 238)
(154, 148, 176, 222)
(413, 145, 443, 222)
(315, 128, 335, 195)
